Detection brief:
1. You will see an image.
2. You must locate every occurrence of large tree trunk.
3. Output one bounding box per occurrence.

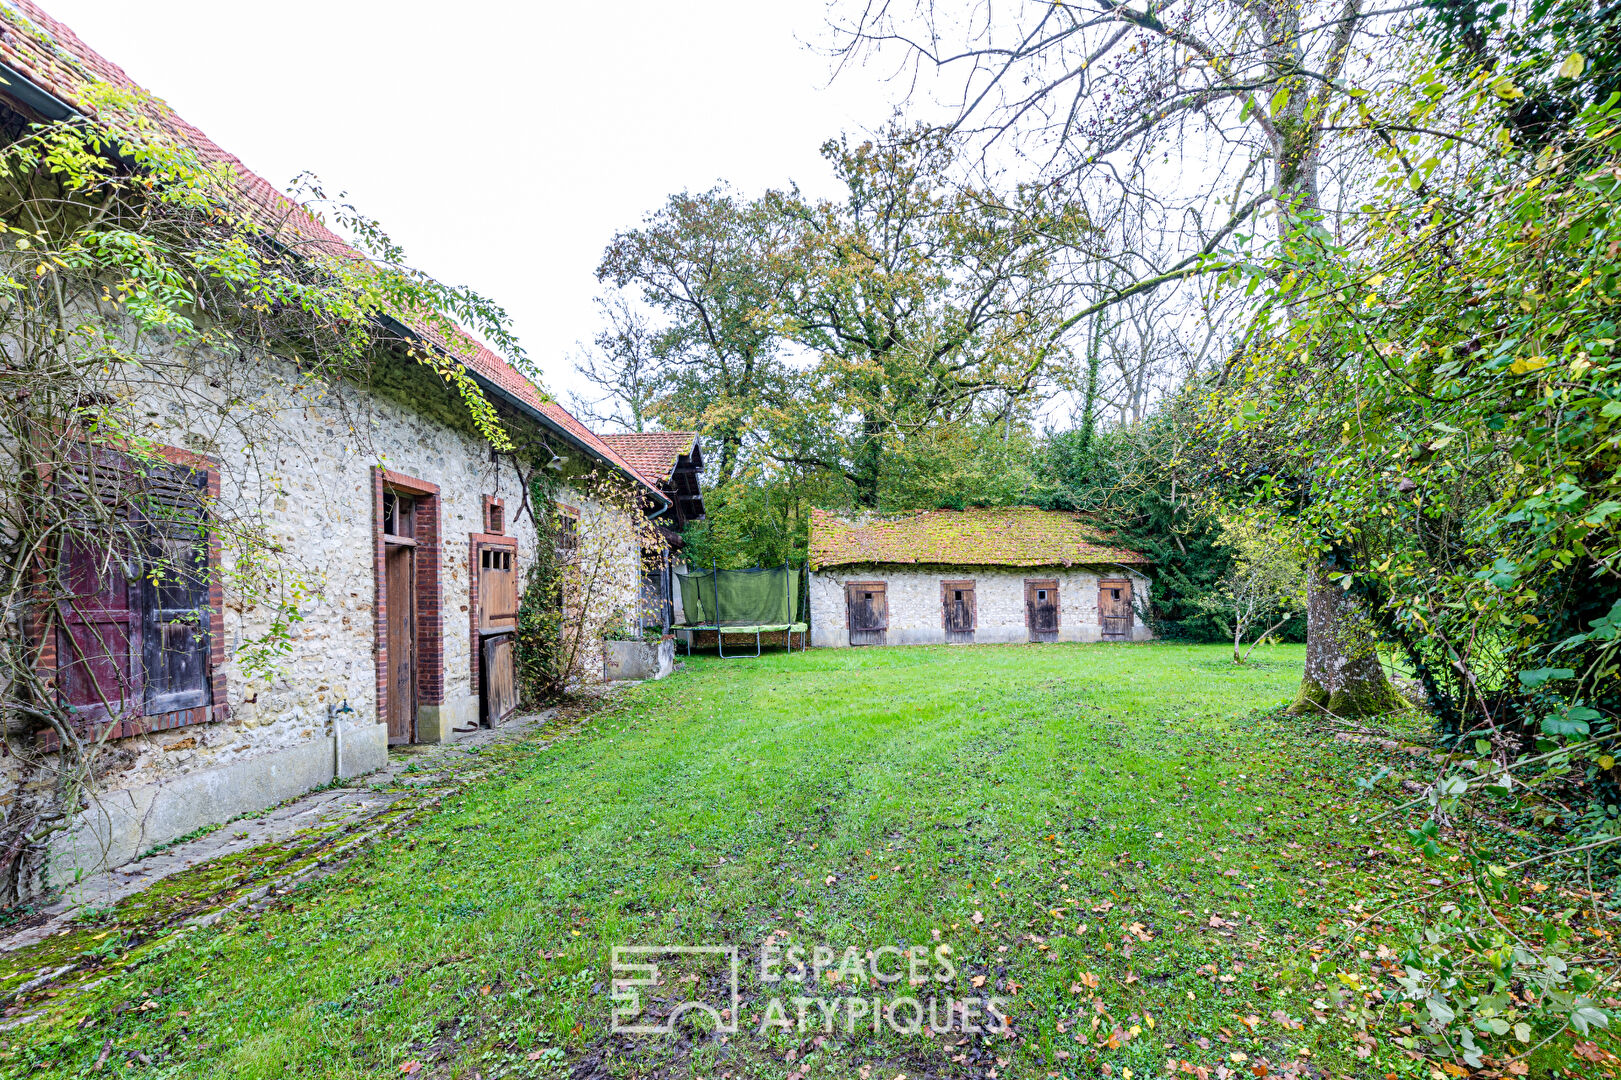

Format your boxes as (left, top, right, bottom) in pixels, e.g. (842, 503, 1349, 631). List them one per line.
(1289, 560, 1403, 717)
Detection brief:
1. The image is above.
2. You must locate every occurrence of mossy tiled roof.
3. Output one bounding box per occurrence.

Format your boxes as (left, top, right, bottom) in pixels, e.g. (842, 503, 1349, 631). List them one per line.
(808, 506, 1150, 570)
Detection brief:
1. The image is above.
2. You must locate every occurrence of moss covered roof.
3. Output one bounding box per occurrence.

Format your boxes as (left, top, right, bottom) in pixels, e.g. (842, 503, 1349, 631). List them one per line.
(808, 506, 1151, 570)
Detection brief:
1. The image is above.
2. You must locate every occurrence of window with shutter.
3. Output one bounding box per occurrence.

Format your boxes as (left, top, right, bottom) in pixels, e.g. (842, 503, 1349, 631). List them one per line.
(49, 451, 219, 738)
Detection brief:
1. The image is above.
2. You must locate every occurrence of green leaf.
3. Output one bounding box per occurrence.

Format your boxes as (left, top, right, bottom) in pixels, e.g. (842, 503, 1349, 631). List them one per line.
(1268, 87, 1291, 116)
(1559, 52, 1588, 80)
(1519, 668, 1575, 687)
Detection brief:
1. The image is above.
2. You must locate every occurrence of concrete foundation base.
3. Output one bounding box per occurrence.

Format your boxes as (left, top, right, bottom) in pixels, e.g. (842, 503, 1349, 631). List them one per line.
(604, 638, 675, 681)
(416, 694, 478, 743)
(47, 721, 390, 888)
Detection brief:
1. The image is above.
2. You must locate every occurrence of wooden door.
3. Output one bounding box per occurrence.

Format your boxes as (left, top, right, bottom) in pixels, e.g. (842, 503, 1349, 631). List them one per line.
(383, 491, 417, 744)
(482, 635, 517, 725)
(845, 582, 888, 647)
(475, 540, 519, 726)
(941, 580, 976, 644)
(385, 544, 415, 743)
(1025, 579, 1059, 643)
(1099, 578, 1134, 640)
(477, 544, 518, 633)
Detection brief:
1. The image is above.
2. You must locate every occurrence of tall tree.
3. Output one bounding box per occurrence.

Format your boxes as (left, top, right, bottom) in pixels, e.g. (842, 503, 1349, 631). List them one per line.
(772, 122, 1086, 507)
(569, 293, 662, 432)
(830, 1, 1402, 712)
(596, 189, 795, 487)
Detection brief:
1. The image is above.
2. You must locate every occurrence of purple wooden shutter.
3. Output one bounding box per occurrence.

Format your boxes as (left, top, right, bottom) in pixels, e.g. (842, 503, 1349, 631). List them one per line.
(139, 464, 212, 714)
(58, 537, 141, 723)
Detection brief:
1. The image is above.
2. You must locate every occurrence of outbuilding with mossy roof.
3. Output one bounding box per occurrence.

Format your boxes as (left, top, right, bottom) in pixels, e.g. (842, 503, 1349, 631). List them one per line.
(807, 507, 1153, 648)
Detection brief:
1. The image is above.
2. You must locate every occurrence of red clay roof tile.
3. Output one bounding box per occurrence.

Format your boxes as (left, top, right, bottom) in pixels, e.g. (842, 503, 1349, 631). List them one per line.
(596, 432, 697, 486)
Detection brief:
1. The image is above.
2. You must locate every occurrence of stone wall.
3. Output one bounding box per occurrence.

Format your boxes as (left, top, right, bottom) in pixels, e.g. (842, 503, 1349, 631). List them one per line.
(10, 351, 642, 891)
(808, 565, 1153, 648)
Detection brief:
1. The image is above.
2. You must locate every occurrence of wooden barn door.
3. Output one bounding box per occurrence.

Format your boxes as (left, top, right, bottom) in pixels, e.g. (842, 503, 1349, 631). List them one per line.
(941, 580, 976, 644)
(383, 492, 417, 744)
(1099, 579, 1134, 640)
(475, 541, 519, 725)
(845, 582, 888, 646)
(1025, 579, 1059, 643)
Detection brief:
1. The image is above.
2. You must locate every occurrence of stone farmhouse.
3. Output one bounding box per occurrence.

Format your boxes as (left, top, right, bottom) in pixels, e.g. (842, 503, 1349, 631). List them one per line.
(0, 3, 696, 890)
(808, 507, 1153, 647)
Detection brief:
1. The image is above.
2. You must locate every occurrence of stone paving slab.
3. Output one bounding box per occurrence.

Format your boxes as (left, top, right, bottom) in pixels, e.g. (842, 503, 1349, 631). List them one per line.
(1, 705, 565, 956)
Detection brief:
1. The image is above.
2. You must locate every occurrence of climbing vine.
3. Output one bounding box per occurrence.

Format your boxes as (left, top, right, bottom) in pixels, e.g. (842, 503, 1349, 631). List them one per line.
(0, 81, 527, 903)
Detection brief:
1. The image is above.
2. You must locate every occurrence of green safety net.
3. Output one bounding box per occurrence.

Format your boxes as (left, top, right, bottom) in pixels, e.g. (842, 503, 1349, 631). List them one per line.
(676, 566, 801, 627)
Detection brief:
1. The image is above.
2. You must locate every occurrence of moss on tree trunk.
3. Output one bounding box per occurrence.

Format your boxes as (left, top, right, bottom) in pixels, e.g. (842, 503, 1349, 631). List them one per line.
(1287, 560, 1404, 718)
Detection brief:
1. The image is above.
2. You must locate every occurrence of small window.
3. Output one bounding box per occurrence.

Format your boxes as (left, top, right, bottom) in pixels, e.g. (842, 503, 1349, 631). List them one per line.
(1038, 590, 1048, 601)
(1111, 588, 1121, 600)
(954, 590, 963, 601)
(555, 503, 580, 557)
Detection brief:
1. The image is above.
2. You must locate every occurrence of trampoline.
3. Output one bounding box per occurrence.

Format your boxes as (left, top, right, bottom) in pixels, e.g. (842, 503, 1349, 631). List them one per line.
(674, 561, 809, 657)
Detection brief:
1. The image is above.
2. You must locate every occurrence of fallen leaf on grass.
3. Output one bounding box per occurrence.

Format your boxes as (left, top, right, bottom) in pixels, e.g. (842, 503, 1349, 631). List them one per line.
(399, 1064, 421, 1076)
(971, 974, 987, 988)
(970, 911, 984, 924)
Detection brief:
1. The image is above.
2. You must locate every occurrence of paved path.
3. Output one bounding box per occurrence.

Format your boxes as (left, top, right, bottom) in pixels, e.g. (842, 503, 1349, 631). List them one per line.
(1, 704, 572, 957)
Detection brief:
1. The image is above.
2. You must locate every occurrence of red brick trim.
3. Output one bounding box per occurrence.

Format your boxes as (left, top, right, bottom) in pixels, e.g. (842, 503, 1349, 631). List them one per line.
(482, 495, 506, 535)
(467, 532, 518, 701)
(33, 443, 228, 746)
(374, 468, 443, 744)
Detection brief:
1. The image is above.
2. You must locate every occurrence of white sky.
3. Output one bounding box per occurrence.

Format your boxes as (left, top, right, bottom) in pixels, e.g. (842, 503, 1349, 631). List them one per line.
(39, 0, 903, 405)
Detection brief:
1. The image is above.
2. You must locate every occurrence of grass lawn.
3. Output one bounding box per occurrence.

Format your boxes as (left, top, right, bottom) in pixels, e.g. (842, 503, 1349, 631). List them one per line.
(0, 643, 1568, 1078)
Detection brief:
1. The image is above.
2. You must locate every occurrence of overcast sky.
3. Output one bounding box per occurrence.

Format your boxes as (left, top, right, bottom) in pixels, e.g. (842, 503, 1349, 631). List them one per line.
(40, 0, 904, 406)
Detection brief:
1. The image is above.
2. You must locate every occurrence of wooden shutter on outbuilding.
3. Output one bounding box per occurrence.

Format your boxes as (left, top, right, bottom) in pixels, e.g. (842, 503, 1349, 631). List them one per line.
(1099, 578, 1134, 640)
(845, 581, 888, 646)
(138, 464, 212, 715)
(941, 580, 976, 644)
(1025, 579, 1059, 643)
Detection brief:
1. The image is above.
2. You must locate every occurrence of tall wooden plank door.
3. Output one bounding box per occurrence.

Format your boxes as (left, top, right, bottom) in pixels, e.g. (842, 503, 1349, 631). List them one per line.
(475, 540, 519, 726)
(941, 580, 976, 644)
(385, 543, 416, 743)
(845, 582, 888, 646)
(1025, 579, 1059, 643)
(1099, 579, 1134, 640)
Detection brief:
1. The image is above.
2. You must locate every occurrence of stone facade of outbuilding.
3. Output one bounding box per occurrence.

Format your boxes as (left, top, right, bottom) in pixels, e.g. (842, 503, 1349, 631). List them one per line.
(807, 507, 1154, 649)
(808, 565, 1153, 647)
